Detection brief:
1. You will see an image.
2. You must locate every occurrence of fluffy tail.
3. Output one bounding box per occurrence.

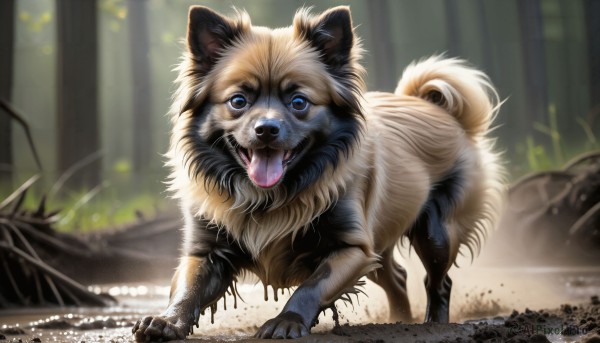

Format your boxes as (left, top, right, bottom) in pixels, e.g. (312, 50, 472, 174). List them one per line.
(395, 55, 500, 137)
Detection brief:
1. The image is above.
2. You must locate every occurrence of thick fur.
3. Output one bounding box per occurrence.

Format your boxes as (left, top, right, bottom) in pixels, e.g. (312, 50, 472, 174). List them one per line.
(133, 6, 504, 341)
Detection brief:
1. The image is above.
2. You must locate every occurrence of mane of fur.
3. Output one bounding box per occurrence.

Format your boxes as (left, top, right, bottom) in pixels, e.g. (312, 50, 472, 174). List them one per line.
(165, 8, 367, 258)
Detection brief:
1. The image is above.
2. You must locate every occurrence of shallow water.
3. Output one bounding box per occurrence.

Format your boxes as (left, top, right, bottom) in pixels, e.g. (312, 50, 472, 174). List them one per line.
(1, 265, 599, 342)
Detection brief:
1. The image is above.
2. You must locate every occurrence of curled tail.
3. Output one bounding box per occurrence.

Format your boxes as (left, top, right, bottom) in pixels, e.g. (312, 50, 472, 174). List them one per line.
(395, 55, 501, 137)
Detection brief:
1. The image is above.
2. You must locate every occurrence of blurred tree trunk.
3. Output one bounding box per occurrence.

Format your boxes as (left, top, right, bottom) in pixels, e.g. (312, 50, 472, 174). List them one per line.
(584, 0, 600, 125)
(476, 0, 494, 75)
(0, 0, 15, 183)
(445, 0, 461, 57)
(128, 0, 153, 175)
(56, 0, 100, 189)
(518, 0, 548, 126)
(366, 0, 396, 91)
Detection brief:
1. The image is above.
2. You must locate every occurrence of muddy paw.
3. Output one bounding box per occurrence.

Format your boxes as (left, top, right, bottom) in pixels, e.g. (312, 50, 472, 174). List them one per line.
(255, 312, 310, 339)
(132, 315, 188, 342)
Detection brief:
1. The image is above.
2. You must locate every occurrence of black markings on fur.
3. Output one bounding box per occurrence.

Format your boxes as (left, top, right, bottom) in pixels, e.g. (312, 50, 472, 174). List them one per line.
(181, 217, 250, 332)
(311, 197, 363, 237)
(180, 106, 244, 195)
(284, 112, 362, 197)
(254, 265, 328, 338)
(180, 101, 362, 201)
(282, 264, 329, 328)
(410, 207, 453, 323)
(299, 9, 353, 71)
(336, 280, 367, 308)
(413, 166, 465, 226)
(295, 8, 364, 119)
(187, 216, 250, 269)
(187, 6, 247, 75)
(408, 167, 464, 323)
(269, 199, 364, 326)
(193, 257, 233, 319)
(291, 198, 362, 260)
(180, 8, 366, 200)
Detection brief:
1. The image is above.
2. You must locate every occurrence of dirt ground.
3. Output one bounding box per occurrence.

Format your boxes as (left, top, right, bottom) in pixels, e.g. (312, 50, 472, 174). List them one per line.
(1, 290, 600, 343)
(3, 151, 599, 342)
(2, 249, 600, 343)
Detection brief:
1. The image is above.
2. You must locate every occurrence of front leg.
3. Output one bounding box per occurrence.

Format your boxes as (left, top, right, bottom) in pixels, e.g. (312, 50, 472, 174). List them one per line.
(255, 247, 378, 339)
(132, 215, 243, 342)
(132, 255, 234, 341)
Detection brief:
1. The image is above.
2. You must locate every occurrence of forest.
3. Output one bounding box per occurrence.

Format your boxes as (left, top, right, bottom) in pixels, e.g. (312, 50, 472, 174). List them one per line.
(1, 1, 600, 342)
(1, 0, 599, 231)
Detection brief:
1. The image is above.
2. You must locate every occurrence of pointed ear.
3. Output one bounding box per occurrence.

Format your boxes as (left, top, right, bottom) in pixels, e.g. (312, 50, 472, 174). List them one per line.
(293, 6, 355, 71)
(187, 6, 248, 74)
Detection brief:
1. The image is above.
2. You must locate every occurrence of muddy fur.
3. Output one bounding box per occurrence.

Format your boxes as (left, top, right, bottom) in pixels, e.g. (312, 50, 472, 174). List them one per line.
(133, 5, 505, 341)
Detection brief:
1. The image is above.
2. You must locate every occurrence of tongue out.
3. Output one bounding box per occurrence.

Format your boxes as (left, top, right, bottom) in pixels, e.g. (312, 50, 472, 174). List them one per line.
(248, 148, 284, 188)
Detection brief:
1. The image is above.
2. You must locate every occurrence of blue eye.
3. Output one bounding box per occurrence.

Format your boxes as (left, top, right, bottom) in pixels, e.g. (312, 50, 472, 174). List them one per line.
(290, 95, 309, 113)
(229, 95, 247, 110)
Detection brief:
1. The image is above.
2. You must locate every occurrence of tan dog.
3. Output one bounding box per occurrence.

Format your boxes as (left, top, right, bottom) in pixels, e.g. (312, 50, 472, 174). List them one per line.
(133, 5, 504, 341)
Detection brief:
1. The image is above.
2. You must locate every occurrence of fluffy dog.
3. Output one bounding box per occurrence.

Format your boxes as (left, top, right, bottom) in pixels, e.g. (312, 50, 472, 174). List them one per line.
(133, 5, 504, 341)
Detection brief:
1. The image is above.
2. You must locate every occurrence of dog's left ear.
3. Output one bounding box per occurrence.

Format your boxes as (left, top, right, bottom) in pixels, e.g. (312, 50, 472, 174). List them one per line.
(293, 6, 354, 71)
(187, 6, 249, 75)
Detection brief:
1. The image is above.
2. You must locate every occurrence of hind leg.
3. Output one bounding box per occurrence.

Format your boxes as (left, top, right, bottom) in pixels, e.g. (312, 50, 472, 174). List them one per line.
(410, 207, 456, 323)
(367, 249, 412, 322)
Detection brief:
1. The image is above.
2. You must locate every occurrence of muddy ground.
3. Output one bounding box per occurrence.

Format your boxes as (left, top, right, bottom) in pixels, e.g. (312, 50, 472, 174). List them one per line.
(2, 253, 600, 343)
(2, 152, 599, 342)
(1, 292, 600, 343)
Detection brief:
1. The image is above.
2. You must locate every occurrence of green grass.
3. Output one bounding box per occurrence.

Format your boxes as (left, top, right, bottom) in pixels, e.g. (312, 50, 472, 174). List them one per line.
(55, 190, 166, 232)
(0, 155, 173, 232)
(5, 178, 171, 233)
(512, 104, 599, 179)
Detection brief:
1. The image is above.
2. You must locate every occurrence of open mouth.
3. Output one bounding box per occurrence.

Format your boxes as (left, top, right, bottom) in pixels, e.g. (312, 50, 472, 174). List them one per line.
(233, 139, 307, 189)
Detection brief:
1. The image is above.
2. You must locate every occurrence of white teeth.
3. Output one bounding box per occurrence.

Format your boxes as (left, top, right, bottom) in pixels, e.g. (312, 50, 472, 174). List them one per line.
(284, 150, 291, 160)
(239, 148, 252, 165)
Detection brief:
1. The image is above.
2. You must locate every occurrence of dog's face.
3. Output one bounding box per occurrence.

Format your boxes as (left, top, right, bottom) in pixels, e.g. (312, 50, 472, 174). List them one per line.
(208, 32, 336, 189)
(175, 6, 364, 198)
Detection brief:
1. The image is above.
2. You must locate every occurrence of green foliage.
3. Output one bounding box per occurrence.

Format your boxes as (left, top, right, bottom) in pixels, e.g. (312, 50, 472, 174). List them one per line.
(113, 158, 132, 174)
(99, 0, 127, 32)
(514, 104, 600, 178)
(55, 189, 163, 232)
(19, 10, 52, 32)
(18, 9, 54, 55)
(523, 136, 552, 172)
(10, 174, 169, 233)
(532, 104, 564, 166)
(576, 117, 598, 150)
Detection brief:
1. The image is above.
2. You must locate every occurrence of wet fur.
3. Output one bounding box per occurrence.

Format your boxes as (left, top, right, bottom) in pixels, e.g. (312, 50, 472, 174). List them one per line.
(133, 6, 504, 341)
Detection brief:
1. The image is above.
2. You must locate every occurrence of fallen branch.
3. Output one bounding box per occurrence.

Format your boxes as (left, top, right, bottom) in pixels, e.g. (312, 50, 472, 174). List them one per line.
(0, 98, 43, 171)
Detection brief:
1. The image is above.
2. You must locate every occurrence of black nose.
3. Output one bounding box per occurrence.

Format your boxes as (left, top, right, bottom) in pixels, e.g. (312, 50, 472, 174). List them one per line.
(254, 119, 281, 143)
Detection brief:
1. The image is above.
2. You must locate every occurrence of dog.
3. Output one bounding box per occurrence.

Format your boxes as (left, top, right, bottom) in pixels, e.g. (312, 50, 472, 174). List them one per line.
(132, 5, 504, 341)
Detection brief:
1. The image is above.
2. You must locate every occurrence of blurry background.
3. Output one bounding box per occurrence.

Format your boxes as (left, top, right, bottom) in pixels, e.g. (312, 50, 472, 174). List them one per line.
(1, 0, 599, 232)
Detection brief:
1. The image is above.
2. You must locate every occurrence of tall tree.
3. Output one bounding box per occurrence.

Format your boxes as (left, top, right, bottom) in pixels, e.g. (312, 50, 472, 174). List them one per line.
(517, 0, 549, 127)
(0, 0, 15, 183)
(56, 0, 100, 189)
(445, 0, 461, 57)
(366, 0, 396, 91)
(584, 0, 600, 126)
(128, 0, 153, 175)
(476, 0, 495, 75)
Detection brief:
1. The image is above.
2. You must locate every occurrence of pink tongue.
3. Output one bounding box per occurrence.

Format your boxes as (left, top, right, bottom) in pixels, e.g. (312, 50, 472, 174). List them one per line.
(248, 149, 284, 188)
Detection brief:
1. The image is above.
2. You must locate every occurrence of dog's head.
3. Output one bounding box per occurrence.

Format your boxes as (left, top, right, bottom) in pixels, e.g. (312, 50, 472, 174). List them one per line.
(172, 6, 365, 200)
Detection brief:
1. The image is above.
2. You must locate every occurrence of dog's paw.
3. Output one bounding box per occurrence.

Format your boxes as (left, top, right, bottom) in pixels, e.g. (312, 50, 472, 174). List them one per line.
(132, 315, 188, 342)
(255, 312, 310, 339)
